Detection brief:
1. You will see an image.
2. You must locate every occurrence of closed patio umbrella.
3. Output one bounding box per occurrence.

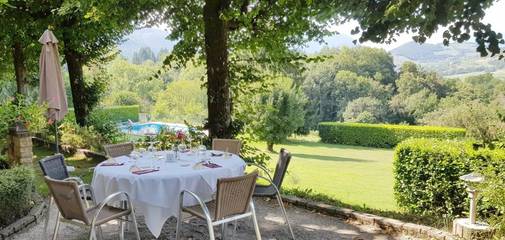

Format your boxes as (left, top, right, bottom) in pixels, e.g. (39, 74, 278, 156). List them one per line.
(38, 29, 68, 153)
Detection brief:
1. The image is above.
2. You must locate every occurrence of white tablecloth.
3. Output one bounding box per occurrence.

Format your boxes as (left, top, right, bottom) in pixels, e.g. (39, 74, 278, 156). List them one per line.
(91, 151, 246, 238)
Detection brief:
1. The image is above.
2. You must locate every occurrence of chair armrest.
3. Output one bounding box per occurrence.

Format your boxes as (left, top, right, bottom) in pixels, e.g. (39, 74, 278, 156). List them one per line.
(180, 190, 213, 222)
(64, 176, 85, 185)
(90, 191, 131, 226)
(247, 163, 274, 183)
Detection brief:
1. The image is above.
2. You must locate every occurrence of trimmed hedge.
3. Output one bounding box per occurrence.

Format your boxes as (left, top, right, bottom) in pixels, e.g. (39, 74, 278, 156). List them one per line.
(0, 167, 35, 227)
(67, 105, 140, 123)
(318, 122, 466, 148)
(393, 138, 505, 218)
(393, 138, 472, 216)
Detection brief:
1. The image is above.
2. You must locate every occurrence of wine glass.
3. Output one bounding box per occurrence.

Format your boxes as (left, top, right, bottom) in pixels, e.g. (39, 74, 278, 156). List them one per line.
(187, 135, 193, 148)
(178, 143, 187, 153)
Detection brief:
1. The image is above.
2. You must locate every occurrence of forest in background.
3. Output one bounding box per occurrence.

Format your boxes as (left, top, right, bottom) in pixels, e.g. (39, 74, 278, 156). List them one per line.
(1, 44, 503, 146)
(85, 46, 505, 144)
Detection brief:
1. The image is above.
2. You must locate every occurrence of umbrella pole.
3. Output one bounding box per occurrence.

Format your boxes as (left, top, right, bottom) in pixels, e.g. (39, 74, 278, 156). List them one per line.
(55, 111, 59, 153)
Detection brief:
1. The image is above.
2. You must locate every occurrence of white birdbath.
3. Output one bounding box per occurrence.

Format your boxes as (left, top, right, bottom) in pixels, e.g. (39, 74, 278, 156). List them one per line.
(452, 173, 492, 239)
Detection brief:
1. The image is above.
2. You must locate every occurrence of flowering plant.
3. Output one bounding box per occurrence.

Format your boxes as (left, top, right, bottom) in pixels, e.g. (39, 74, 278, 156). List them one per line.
(176, 130, 186, 141)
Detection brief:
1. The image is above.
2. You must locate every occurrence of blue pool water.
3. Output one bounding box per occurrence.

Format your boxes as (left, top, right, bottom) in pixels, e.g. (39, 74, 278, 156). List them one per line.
(119, 122, 188, 135)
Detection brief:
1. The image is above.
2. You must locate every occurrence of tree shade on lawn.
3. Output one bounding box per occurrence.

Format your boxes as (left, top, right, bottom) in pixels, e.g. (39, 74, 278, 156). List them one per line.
(253, 135, 396, 211)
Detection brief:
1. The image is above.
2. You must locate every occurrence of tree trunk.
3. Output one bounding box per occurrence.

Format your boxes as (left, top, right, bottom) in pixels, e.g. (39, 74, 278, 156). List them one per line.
(12, 41, 28, 96)
(63, 47, 88, 126)
(203, 0, 232, 139)
(267, 142, 274, 152)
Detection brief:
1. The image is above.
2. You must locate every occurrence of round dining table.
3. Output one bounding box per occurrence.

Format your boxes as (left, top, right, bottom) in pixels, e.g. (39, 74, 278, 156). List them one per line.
(91, 150, 246, 238)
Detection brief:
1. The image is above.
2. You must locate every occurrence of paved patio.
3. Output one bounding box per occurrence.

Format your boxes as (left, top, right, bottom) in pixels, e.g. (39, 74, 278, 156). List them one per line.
(11, 198, 416, 240)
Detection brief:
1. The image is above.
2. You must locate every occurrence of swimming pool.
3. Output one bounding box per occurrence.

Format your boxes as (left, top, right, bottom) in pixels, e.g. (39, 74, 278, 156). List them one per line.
(118, 122, 188, 135)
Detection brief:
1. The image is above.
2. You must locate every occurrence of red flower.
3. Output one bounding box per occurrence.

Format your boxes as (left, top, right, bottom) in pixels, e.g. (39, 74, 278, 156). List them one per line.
(176, 130, 186, 140)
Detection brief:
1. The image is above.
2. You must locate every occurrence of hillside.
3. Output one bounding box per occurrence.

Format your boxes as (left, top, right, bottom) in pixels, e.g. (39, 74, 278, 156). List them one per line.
(390, 41, 505, 77)
(118, 28, 505, 78)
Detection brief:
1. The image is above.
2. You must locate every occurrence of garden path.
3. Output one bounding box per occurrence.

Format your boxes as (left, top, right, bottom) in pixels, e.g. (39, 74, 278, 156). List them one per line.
(11, 198, 416, 240)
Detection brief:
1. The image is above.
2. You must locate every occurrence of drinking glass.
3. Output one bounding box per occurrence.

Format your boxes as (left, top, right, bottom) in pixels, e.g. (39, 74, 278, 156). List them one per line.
(178, 143, 187, 153)
(187, 135, 193, 148)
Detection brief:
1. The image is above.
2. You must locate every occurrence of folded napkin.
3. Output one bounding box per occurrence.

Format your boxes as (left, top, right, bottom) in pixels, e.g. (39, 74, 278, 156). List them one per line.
(203, 162, 222, 168)
(100, 162, 124, 167)
(132, 168, 159, 175)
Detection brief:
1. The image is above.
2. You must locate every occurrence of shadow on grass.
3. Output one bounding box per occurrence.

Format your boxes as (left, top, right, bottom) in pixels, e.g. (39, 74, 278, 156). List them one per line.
(291, 153, 373, 162)
(283, 187, 449, 230)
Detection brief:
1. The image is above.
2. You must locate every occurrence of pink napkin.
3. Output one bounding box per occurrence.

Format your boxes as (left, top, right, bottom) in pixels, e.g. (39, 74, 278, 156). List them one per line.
(203, 163, 222, 168)
(132, 169, 159, 175)
(100, 162, 124, 167)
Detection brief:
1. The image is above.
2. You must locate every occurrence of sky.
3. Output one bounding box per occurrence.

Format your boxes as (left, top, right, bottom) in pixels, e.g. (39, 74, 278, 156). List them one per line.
(151, 1, 505, 51)
(336, 0, 505, 50)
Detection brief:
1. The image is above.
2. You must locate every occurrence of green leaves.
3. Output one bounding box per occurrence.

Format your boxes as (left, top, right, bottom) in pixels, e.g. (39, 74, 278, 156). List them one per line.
(394, 137, 505, 230)
(0, 167, 34, 226)
(318, 122, 466, 148)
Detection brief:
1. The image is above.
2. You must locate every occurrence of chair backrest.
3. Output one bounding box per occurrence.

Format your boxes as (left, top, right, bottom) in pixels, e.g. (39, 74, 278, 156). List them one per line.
(214, 171, 258, 220)
(44, 176, 90, 224)
(212, 139, 241, 155)
(272, 148, 291, 189)
(39, 154, 69, 180)
(103, 142, 134, 158)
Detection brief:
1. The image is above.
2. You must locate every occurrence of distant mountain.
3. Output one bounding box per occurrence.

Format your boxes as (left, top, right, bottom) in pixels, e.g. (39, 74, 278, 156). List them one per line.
(300, 34, 357, 53)
(119, 28, 176, 60)
(390, 41, 505, 77)
(120, 28, 357, 58)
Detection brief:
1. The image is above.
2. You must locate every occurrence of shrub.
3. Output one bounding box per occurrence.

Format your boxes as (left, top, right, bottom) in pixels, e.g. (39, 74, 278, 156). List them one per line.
(394, 137, 505, 232)
(59, 121, 104, 152)
(67, 105, 139, 123)
(474, 147, 505, 238)
(0, 98, 47, 148)
(0, 167, 34, 227)
(393, 138, 472, 216)
(88, 110, 126, 143)
(318, 122, 466, 148)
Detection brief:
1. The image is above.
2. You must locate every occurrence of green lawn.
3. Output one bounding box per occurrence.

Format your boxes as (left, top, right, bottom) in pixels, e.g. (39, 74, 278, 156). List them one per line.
(253, 133, 397, 211)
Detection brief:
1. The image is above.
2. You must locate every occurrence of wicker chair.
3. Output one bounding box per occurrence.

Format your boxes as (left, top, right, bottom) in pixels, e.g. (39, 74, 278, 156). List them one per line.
(39, 154, 93, 238)
(212, 139, 241, 155)
(176, 171, 261, 240)
(44, 176, 140, 240)
(103, 142, 134, 158)
(249, 148, 295, 239)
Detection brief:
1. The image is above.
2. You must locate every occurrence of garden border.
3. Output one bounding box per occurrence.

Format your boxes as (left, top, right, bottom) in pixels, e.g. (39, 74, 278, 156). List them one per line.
(282, 195, 459, 240)
(0, 197, 47, 240)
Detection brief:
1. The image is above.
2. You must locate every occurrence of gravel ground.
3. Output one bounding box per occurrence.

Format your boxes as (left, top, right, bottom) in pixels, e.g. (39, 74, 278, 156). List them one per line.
(11, 198, 416, 240)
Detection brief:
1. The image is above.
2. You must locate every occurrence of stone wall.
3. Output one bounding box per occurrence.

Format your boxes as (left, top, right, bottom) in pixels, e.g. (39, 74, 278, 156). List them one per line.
(7, 122, 32, 166)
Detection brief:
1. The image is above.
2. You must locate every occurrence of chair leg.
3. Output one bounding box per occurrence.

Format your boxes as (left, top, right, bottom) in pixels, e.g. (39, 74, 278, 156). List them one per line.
(43, 197, 52, 239)
(176, 196, 184, 240)
(250, 202, 262, 240)
(274, 193, 296, 240)
(89, 225, 97, 240)
(232, 220, 238, 239)
(208, 223, 216, 240)
(52, 212, 61, 240)
(119, 218, 125, 240)
(221, 223, 227, 240)
(131, 211, 141, 240)
(120, 200, 130, 232)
